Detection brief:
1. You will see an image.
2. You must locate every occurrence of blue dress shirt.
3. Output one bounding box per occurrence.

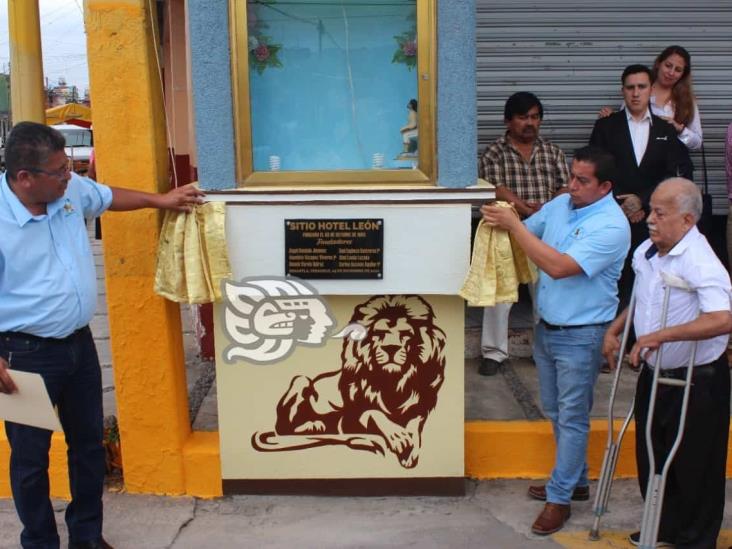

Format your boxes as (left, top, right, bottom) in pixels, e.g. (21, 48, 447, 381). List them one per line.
(0, 173, 113, 338)
(524, 192, 630, 326)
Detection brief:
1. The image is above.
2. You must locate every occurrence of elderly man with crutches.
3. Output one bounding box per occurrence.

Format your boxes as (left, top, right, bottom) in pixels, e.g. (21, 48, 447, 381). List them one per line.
(602, 178, 732, 548)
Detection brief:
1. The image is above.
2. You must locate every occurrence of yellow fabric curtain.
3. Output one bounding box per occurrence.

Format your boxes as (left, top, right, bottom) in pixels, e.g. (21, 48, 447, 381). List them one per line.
(459, 202, 537, 306)
(154, 201, 231, 304)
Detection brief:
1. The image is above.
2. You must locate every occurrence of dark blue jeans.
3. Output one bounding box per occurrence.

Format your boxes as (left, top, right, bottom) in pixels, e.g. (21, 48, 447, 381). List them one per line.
(1, 327, 105, 549)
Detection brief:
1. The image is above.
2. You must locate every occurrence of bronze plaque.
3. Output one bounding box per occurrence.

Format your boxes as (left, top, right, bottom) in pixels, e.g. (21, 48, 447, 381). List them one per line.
(285, 219, 383, 279)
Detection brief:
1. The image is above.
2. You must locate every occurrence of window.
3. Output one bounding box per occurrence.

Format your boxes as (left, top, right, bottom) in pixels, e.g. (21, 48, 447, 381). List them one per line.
(57, 125, 93, 147)
(231, 0, 435, 186)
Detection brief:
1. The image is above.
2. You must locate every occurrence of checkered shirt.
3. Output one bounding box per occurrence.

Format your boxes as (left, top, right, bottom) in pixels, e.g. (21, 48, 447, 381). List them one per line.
(479, 135, 570, 204)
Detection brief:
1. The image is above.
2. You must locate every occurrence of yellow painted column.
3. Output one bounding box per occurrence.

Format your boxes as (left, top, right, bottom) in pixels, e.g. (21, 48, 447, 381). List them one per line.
(84, 0, 191, 494)
(7, 0, 45, 123)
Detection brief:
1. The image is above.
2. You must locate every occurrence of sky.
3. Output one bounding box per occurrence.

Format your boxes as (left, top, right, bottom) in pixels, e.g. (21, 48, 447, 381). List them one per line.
(0, 0, 89, 92)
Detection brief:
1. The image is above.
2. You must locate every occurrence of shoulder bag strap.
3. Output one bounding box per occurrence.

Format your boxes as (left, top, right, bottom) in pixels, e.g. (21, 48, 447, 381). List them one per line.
(701, 143, 709, 194)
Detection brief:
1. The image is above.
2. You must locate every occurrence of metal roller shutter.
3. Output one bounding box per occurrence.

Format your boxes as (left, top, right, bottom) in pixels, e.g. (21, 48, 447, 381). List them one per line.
(476, 0, 732, 214)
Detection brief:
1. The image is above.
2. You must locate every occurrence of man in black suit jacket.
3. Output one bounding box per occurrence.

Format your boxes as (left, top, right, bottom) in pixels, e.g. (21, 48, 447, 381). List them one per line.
(590, 64, 692, 225)
(590, 64, 692, 307)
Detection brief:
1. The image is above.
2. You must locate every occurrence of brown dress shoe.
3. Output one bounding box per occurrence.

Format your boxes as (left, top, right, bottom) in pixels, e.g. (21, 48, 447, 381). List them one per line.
(527, 484, 589, 501)
(531, 502, 571, 535)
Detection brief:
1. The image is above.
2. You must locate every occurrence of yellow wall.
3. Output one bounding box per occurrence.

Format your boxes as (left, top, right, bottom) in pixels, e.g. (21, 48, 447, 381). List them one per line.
(6, 420, 732, 498)
(465, 419, 638, 480)
(84, 0, 190, 494)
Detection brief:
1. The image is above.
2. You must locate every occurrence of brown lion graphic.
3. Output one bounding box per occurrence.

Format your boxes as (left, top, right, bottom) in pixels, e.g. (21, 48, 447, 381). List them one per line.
(252, 295, 447, 468)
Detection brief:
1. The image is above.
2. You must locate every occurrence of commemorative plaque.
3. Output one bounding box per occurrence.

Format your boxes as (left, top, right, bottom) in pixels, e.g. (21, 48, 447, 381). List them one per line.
(285, 218, 383, 279)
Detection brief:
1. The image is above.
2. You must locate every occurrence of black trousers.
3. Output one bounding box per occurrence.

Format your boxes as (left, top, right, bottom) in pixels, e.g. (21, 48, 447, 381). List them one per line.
(634, 354, 730, 549)
(1, 327, 105, 549)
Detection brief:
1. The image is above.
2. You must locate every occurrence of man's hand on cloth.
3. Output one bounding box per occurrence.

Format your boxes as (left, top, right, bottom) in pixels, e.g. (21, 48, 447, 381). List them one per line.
(480, 202, 523, 232)
(158, 183, 206, 212)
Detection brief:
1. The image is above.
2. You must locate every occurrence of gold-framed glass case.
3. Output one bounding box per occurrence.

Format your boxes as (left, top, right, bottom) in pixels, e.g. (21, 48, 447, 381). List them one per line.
(230, 0, 435, 186)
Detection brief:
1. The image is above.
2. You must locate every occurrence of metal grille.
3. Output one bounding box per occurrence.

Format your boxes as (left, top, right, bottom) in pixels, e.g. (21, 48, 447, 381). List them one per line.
(476, 0, 732, 214)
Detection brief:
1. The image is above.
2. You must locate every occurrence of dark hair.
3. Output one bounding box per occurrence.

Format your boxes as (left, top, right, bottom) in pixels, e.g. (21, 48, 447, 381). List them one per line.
(621, 64, 653, 85)
(408, 99, 418, 111)
(504, 92, 543, 121)
(652, 45, 695, 126)
(5, 122, 66, 180)
(573, 146, 615, 185)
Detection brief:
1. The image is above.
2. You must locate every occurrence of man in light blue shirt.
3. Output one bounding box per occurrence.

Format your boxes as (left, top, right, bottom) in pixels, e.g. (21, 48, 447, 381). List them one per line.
(482, 146, 630, 536)
(0, 122, 204, 549)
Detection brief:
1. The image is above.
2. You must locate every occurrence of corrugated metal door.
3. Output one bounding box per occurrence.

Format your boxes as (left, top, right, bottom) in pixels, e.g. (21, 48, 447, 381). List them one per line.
(476, 0, 732, 214)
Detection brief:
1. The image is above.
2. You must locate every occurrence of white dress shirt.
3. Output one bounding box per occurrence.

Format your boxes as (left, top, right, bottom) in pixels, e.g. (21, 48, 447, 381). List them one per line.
(650, 96, 703, 151)
(618, 98, 703, 151)
(625, 108, 652, 166)
(632, 226, 731, 369)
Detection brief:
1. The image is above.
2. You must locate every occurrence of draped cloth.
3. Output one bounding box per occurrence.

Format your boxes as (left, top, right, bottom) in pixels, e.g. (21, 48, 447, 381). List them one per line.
(154, 201, 231, 304)
(459, 202, 537, 306)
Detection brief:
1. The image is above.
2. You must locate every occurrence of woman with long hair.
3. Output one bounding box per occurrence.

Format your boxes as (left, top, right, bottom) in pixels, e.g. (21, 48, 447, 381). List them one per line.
(599, 45, 702, 150)
(650, 45, 702, 150)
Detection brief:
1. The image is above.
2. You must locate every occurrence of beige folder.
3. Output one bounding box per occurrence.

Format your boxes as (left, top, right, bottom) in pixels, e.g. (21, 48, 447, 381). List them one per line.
(0, 371, 62, 432)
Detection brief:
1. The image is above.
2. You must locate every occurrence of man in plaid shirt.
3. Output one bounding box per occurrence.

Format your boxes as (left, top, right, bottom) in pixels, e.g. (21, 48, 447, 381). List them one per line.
(478, 92, 570, 376)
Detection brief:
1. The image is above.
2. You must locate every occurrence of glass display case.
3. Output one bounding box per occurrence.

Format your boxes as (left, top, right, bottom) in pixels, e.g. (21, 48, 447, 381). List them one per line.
(231, 0, 435, 185)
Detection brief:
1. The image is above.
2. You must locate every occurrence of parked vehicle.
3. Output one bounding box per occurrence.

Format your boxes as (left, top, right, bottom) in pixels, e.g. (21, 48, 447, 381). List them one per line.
(53, 123, 93, 174)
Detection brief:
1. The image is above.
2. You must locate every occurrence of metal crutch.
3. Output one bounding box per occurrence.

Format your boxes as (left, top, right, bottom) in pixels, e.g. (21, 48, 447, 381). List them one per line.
(637, 272, 698, 549)
(589, 289, 638, 541)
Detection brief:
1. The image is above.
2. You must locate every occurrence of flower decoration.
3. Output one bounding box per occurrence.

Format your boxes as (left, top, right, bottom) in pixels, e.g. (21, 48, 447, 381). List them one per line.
(247, 0, 283, 75)
(392, 30, 417, 70)
(249, 35, 283, 74)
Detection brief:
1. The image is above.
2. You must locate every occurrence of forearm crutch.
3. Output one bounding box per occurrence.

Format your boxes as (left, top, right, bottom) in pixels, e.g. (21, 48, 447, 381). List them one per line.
(637, 272, 698, 549)
(589, 289, 637, 541)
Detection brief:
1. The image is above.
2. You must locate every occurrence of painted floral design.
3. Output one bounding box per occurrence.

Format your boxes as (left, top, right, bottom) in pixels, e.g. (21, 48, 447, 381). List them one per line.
(392, 30, 417, 70)
(247, 0, 283, 75)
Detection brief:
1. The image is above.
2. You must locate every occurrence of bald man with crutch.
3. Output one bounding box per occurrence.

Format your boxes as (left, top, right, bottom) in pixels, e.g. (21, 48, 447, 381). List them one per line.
(602, 178, 732, 548)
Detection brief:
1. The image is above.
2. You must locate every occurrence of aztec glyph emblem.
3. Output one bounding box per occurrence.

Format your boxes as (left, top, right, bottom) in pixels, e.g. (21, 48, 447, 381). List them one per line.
(252, 295, 447, 469)
(222, 277, 365, 364)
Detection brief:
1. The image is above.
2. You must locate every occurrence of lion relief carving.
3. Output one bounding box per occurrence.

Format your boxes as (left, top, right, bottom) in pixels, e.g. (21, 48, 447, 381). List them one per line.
(252, 295, 447, 469)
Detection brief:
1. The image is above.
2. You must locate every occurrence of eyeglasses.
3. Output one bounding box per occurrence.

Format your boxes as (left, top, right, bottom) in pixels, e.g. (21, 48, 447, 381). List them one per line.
(23, 158, 72, 180)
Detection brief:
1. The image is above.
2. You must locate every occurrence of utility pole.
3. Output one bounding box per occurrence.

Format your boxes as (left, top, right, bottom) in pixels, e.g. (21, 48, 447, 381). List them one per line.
(8, 0, 45, 123)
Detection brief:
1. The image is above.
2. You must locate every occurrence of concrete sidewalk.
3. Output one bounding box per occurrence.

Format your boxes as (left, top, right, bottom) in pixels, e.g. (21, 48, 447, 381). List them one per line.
(0, 479, 730, 548)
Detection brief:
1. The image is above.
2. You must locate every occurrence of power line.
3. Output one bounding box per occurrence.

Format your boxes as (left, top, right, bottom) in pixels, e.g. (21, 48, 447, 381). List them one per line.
(38, 1, 75, 21)
(40, 0, 83, 29)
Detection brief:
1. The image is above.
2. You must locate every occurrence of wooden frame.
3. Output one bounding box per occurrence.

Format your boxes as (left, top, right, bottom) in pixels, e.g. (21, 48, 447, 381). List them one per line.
(229, 0, 437, 187)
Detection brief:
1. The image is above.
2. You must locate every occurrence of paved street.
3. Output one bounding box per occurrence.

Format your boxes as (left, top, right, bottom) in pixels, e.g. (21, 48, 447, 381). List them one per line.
(0, 478, 731, 548)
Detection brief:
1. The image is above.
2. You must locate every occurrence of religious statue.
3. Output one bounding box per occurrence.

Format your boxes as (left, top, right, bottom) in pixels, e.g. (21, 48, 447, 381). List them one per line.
(399, 99, 418, 155)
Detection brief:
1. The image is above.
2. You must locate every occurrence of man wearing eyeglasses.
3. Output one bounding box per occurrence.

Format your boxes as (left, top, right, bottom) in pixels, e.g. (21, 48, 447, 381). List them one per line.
(0, 121, 204, 549)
